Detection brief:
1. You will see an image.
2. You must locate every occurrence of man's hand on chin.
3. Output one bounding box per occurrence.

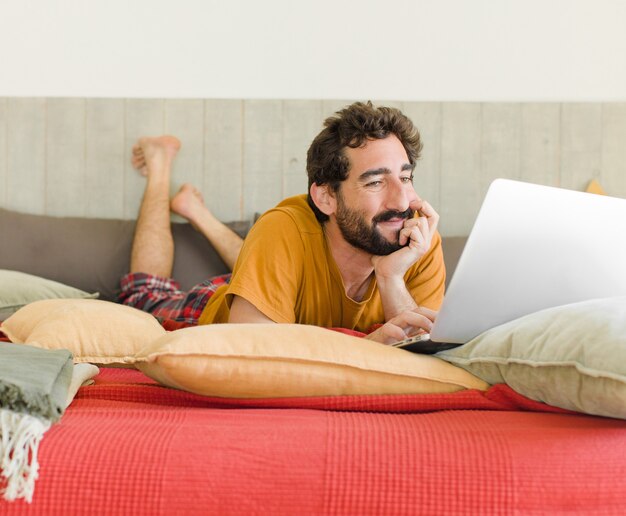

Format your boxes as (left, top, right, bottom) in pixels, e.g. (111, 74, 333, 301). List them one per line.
(372, 199, 440, 281)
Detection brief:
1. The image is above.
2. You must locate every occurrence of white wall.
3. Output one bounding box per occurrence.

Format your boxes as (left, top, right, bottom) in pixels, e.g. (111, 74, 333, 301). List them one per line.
(1, 0, 625, 101)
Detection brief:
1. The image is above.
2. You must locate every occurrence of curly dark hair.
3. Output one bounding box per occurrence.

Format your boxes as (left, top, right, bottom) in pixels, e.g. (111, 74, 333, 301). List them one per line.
(306, 101, 423, 222)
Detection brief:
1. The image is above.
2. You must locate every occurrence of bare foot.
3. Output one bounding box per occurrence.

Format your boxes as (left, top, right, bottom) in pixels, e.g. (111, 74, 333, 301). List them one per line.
(171, 183, 210, 227)
(170, 183, 243, 269)
(131, 135, 181, 177)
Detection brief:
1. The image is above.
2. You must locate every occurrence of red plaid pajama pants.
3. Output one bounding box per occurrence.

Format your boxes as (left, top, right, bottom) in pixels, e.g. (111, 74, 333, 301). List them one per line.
(118, 272, 231, 325)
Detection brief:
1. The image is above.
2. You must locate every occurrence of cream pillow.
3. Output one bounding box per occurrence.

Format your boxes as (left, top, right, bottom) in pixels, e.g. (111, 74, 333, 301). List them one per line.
(2, 299, 166, 364)
(0, 269, 98, 320)
(65, 363, 100, 407)
(437, 297, 626, 419)
(134, 324, 489, 398)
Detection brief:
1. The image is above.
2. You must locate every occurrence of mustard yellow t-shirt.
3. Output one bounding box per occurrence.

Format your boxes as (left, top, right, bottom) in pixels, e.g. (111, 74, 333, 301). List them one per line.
(198, 195, 446, 331)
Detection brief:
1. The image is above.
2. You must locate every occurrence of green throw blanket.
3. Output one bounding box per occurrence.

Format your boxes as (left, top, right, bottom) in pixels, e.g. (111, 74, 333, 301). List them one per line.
(0, 342, 73, 503)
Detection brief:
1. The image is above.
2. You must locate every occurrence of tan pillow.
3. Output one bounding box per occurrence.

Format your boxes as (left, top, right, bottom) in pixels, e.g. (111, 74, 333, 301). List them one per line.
(134, 324, 489, 398)
(2, 299, 165, 364)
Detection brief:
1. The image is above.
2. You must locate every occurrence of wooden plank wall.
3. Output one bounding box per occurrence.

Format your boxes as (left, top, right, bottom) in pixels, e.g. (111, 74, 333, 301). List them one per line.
(0, 98, 625, 236)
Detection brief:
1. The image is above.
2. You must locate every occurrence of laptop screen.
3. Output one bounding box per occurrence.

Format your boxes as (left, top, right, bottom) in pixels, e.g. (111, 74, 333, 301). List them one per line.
(430, 179, 626, 344)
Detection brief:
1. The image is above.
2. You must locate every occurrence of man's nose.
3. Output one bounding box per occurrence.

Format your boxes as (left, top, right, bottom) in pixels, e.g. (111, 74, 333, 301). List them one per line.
(385, 178, 416, 212)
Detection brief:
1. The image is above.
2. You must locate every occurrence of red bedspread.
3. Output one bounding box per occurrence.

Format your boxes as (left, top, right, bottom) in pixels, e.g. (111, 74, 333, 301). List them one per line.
(2, 368, 626, 514)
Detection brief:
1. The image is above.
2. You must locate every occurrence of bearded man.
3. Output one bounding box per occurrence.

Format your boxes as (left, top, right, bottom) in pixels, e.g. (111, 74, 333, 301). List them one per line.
(120, 102, 445, 344)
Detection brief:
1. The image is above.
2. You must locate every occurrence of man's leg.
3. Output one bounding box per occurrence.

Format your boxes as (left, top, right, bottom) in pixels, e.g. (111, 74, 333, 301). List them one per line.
(170, 184, 243, 270)
(130, 135, 181, 277)
(120, 135, 243, 326)
(121, 135, 195, 323)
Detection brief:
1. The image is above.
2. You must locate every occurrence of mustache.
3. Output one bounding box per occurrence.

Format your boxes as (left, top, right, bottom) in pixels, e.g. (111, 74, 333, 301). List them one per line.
(373, 208, 413, 224)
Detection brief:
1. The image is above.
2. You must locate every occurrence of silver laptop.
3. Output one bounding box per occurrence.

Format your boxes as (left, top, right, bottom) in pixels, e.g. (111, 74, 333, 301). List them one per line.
(395, 178, 626, 353)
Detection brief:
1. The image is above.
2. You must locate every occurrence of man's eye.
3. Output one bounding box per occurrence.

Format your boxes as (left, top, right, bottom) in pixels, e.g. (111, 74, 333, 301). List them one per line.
(366, 181, 383, 188)
(401, 175, 414, 183)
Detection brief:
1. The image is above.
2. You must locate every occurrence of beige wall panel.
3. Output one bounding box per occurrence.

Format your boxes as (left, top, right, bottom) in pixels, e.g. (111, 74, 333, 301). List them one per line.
(439, 103, 482, 236)
(560, 103, 602, 192)
(372, 99, 404, 110)
(165, 99, 204, 212)
(204, 99, 243, 221)
(520, 103, 561, 188)
(46, 98, 86, 216)
(282, 100, 323, 199)
(481, 103, 521, 194)
(0, 99, 6, 207)
(601, 103, 626, 199)
(3, 97, 621, 233)
(322, 100, 354, 118)
(402, 102, 441, 210)
(242, 100, 283, 220)
(124, 99, 165, 219)
(85, 99, 125, 218)
(6, 98, 46, 214)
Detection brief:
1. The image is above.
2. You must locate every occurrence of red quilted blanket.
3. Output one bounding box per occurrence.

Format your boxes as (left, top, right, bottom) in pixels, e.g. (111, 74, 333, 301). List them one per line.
(2, 368, 626, 514)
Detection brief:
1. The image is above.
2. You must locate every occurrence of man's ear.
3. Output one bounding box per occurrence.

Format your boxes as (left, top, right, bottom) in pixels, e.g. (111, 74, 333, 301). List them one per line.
(309, 183, 337, 216)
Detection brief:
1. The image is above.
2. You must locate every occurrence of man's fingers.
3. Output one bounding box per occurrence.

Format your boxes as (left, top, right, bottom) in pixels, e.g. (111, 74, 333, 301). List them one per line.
(419, 200, 439, 233)
(413, 305, 438, 322)
(399, 226, 414, 246)
(401, 215, 431, 247)
(412, 313, 434, 333)
(404, 217, 420, 228)
(392, 311, 434, 333)
(367, 308, 439, 344)
(366, 322, 406, 344)
(382, 324, 407, 343)
(400, 225, 429, 251)
(400, 217, 419, 246)
(414, 217, 430, 246)
(411, 199, 439, 233)
(408, 226, 427, 249)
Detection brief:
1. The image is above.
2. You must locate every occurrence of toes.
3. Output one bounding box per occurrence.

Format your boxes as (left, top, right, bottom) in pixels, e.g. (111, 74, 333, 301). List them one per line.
(131, 156, 146, 170)
(177, 184, 191, 195)
(188, 186, 204, 202)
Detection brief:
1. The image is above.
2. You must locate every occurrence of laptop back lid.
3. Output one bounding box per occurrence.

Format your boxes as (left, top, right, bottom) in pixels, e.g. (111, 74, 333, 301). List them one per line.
(430, 179, 626, 344)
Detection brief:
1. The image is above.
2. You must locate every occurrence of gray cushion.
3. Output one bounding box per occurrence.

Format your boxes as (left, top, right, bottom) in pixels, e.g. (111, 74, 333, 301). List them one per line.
(0, 206, 464, 302)
(0, 208, 252, 302)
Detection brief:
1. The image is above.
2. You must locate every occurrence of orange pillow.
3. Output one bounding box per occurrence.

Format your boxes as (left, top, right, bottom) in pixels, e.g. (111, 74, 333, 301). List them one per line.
(134, 323, 489, 398)
(2, 299, 166, 364)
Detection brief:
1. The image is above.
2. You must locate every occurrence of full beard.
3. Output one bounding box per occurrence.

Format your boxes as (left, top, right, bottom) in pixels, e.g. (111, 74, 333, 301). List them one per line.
(335, 203, 413, 256)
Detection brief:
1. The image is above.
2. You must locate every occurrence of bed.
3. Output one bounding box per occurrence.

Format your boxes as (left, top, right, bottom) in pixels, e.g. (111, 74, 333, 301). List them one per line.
(1, 207, 625, 514)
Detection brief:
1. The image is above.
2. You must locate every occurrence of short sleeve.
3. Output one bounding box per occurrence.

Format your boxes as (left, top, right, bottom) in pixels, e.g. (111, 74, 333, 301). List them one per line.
(225, 210, 305, 323)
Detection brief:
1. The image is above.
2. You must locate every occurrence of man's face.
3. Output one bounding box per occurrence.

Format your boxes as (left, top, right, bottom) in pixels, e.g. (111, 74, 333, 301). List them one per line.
(333, 135, 419, 256)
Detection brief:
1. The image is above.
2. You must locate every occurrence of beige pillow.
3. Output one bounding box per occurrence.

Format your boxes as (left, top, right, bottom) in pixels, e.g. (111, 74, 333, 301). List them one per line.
(437, 296, 626, 419)
(134, 324, 489, 398)
(65, 363, 100, 407)
(2, 299, 165, 364)
(0, 269, 99, 320)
